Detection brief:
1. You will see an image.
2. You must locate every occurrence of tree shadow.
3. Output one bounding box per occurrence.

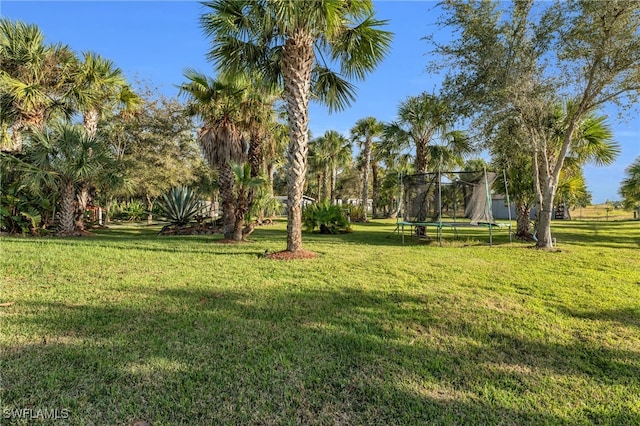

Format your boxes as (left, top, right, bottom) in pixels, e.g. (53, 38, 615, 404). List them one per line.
(556, 306, 640, 328)
(4, 286, 639, 424)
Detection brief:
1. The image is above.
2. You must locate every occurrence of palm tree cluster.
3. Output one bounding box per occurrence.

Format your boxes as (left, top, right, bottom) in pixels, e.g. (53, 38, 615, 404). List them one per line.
(1, 18, 141, 235)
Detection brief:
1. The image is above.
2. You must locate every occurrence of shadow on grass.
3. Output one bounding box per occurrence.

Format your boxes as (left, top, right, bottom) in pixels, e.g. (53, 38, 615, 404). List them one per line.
(550, 220, 640, 249)
(4, 286, 639, 424)
(556, 306, 640, 328)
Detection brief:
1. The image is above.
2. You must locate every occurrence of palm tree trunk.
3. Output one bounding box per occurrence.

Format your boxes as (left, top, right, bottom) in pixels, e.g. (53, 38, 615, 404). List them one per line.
(75, 182, 89, 232)
(316, 173, 322, 201)
(330, 166, 337, 205)
(266, 164, 276, 194)
(361, 139, 372, 221)
(145, 194, 154, 225)
(322, 167, 329, 202)
(58, 181, 76, 236)
(515, 201, 533, 240)
(83, 109, 99, 138)
(282, 33, 314, 253)
(10, 123, 24, 152)
(218, 162, 236, 239)
(371, 161, 379, 218)
(248, 130, 263, 215)
(415, 139, 428, 174)
(233, 188, 247, 242)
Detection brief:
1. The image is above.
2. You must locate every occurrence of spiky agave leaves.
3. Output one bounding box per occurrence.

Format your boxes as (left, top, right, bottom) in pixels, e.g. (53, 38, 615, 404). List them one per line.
(157, 186, 202, 227)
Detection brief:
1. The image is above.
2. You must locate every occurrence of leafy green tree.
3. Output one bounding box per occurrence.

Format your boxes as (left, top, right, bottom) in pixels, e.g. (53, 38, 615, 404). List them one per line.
(201, 0, 392, 253)
(620, 157, 640, 211)
(351, 117, 384, 220)
(432, 0, 639, 249)
(101, 89, 203, 224)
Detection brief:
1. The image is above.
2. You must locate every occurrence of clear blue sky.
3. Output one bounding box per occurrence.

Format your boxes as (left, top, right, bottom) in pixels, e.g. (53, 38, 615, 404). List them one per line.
(2, 0, 638, 203)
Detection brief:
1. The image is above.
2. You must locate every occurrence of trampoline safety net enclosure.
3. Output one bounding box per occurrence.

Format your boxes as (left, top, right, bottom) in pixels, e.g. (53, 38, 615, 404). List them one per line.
(403, 170, 496, 224)
(398, 169, 512, 245)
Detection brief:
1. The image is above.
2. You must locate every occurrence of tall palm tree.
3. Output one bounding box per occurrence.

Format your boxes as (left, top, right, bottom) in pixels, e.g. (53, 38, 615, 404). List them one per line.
(201, 0, 392, 253)
(73, 52, 128, 137)
(351, 116, 383, 220)
(384, 93, 471, 174)
(179, 70, 246, 240)
(24, 123, 115, 236)
(308, 136, 330, 202)
(319, 130, 352, 204)
(0, 19, 77, 151)
(72, 52, 140, 231)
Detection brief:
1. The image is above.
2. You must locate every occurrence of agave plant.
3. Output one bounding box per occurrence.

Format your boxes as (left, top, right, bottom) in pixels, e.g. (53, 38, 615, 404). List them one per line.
(157, 186, 201, 227)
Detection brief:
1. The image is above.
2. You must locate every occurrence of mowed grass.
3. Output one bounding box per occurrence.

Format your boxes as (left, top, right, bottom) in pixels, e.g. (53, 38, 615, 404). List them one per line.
(1, 219, 639, 425)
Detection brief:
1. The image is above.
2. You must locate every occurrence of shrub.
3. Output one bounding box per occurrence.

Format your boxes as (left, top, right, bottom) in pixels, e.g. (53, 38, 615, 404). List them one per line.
(110, 200, 146, 221)
(302, 201, 352, 234)
(347, 204, 366, 222)
(157, 186, 201, 227)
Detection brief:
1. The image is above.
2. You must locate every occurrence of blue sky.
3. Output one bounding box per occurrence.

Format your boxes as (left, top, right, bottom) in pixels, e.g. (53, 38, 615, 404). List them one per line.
(2, 0, 638, 203)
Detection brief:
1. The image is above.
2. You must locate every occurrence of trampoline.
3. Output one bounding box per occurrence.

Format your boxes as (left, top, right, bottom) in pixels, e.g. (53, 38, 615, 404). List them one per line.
(394, 168, 512, 246)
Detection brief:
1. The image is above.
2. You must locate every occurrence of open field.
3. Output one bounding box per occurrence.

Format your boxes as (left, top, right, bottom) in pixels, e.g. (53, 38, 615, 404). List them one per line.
(568, 204, 636, 221)
(1, 219, 639, 425)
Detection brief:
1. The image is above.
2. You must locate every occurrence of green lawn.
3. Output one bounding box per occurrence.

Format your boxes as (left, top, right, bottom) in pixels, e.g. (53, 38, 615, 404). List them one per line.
(1, 219, 639, 425)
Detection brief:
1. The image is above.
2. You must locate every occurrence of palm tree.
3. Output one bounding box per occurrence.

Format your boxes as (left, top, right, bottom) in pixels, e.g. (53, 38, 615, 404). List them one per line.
(385, 93, 459, 174)
(230, 162, 264, 240)
(320, 130, 352, 204)
(0, 19, 77, 151)
(351, 117, 383, 220)
(308, 137, 330, 202)
(179, 70, 246, 240)
(201, 0, 392, 253)
(73, 52, 129, 137)
(24, 123, 116, 236)
(72, 52, 140, 231)
(619, 157, 640, 212)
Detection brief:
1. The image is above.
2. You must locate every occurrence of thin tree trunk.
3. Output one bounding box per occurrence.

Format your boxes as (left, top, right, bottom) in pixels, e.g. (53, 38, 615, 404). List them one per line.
(233, 188, 247, 242)
(330, 166, 337, 205)
(371, 161, 379, 218)
(322, 166, 329, 202)
(58, 181, 76, 236)
(282, 32, 314, 253)
(361, 139, 372, 221)
(145, 194, 154, 225)
(316, 173, 322, 201)
(218, 163, 236, 240)
(248, 130, 263, 218)
(75, 183, 89, 232)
